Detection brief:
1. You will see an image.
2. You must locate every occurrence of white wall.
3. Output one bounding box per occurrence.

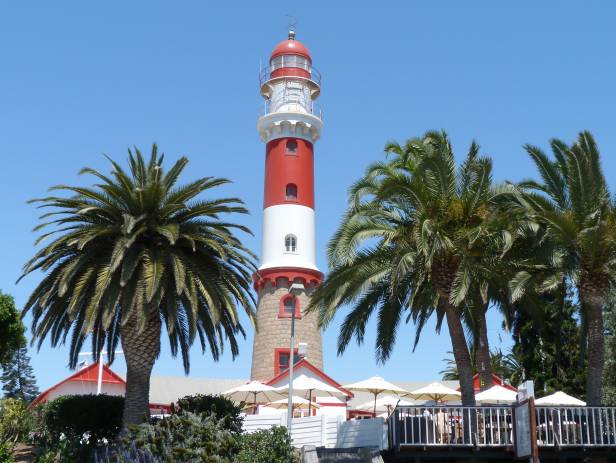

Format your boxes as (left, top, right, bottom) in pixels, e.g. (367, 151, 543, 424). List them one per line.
(45, 381, 125, 402)
(260, 205, 317, 271)
(242, 415, 388, 450)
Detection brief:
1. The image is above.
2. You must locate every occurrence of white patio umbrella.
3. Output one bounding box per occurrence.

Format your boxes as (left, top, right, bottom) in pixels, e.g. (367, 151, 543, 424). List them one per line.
(407, 382, 462, 402)
(354, 395, 413, 416)
(475, 385, 518, 404)
(222, 381, 284, 414)
(535, 391, 586, 406)
(276, 374, 347, 414)
(267, 396, 320, 412)
(343, 376, 409, 416)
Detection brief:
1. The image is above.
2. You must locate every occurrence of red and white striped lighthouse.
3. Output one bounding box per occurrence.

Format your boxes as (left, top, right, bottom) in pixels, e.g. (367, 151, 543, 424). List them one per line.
(251, 30, 324, 382)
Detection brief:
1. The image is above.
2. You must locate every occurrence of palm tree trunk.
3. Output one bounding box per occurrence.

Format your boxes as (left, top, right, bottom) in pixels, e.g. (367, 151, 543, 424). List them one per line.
(580, 279, 606, 406)
(120, 310, 161, 426)
(477, 308, 493, 391)
(443, 300, 476, 406)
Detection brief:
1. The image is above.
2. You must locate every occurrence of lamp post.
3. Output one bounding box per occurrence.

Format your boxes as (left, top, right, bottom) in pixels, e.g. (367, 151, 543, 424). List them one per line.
(286, 281, 305, 432)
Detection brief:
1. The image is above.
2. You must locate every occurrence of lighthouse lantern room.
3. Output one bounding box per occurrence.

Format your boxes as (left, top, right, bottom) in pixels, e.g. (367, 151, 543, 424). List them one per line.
(251, 31, 324, 382)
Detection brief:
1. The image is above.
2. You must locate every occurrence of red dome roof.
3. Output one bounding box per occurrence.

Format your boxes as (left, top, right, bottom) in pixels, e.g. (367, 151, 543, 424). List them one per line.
(271, 39, 311, 61)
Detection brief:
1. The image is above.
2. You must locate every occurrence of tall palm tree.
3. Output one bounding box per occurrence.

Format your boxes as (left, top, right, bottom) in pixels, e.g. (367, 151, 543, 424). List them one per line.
(513, 131, 616, 405)
(309, 131, 515, 406)
(19, 146, 256, 425)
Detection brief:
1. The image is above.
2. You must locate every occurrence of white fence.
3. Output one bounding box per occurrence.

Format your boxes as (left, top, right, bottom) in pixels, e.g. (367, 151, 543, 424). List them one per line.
(242, 414, 387, 450)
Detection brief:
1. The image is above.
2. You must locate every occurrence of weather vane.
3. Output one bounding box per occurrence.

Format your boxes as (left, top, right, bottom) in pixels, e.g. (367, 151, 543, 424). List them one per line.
(286, 15, 297, 39)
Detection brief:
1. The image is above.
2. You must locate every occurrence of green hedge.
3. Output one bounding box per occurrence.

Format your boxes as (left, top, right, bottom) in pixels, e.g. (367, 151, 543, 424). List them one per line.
(174, 394, 243, 433)
(43, 394, 124, 443)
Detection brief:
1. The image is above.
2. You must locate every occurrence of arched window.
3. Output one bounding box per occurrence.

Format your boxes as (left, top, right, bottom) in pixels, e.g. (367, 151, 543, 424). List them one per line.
(285, 234, 297, 253)
(285, 183, 298, 200)
(285, 139, 298, 154)
(283, 296, 295, 314)
(279, 294, 301, 319)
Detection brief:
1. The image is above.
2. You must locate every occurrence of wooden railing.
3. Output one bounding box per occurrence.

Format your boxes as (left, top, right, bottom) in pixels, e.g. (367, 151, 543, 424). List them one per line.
(388, 405, 616, 449)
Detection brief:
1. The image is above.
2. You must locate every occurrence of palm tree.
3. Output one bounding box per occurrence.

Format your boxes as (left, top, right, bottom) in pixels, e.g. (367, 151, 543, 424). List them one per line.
(19, 146, 256, 425)
(513, 131, 616, 405)
(309, 131, 515, 406)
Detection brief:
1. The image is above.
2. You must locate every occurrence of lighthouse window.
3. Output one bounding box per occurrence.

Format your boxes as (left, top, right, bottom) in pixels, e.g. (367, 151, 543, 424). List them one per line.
(285, 234, 297, 253)
(283, 296, 295, 314)
(285, 139, 298, 154)
(286, 183, 298, 201)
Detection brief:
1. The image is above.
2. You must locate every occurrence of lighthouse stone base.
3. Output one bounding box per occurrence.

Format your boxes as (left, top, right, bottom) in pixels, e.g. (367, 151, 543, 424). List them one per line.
(250, 278, 323, 382)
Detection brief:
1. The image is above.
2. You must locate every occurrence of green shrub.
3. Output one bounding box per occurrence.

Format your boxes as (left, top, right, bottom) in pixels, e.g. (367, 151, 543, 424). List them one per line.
(43, 394, 123, 443)
(174, 394, 243, 433)
(0, 441, 12, 463)
(33, 394, 124, 462)
(236, 426, 298, 463)
(123, 411, 239, 462)
(0, 399, 32, 445)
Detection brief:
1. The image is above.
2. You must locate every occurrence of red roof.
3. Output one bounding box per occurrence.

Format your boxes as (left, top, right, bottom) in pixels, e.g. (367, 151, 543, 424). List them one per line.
(32, 362, 126, 406)
(471, 374, 517, 392)
(271, 39, 311, 61)
(266, 358, 353, 398)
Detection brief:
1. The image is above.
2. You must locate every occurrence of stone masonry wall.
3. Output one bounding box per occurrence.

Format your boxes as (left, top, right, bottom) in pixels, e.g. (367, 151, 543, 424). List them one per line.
(250, 279, 323, 382)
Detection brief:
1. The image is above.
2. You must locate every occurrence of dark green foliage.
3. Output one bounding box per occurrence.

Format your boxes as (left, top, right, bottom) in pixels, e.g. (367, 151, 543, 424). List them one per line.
(0, 291, 25, 365)
(35, 394, 124, 461)
(0, 442, 12, 463)
(603, 291, 616, 405)
(439, 347, 516, 382)
(509, 294, 585, 397)
(174, 394, 243, 433)
(123, 411, 239, 462)
(236, 426, 298, 463)
(1, 346, 39, 403)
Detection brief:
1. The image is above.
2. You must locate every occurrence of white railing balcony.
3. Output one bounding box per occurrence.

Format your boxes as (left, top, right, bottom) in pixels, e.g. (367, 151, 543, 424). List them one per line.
(259, 100, 323, 120)
(388, 406, 513, 448)
(536, 406, 616, 447)
(388, 405, 616, 450)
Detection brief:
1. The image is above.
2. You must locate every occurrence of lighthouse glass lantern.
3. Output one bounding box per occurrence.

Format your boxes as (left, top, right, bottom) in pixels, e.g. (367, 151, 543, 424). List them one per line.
(250, 31, 324, 382)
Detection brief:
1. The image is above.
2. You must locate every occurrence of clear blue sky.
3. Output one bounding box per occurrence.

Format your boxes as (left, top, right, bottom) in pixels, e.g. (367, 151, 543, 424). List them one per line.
(1, 2, 615, 391)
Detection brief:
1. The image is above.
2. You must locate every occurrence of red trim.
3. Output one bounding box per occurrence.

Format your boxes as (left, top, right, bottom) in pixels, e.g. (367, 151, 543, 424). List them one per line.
(254, 267, 323, 291)
(278, 294, 301, 319)
(467, 374, 517, 392)
(31, 363, 126, 407)
(317, 402, 347, 407)
(274, 348, 300, 376)
(263, 138, 314, 209)
(266, 358, 354, 398)
(271, 68, 311, 79)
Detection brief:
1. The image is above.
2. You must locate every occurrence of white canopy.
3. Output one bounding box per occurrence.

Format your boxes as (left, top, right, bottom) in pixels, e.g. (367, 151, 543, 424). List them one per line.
(354, 395, 413, 413)
(343, 376, 409, 396)
(475, 385, 518, 404)
(407, 382, 461, 402)
(276, 374, 347, 398)
(222, 380, 284, 405)
(267, 396, 320, 411)
(344, 376, 409, 415)
(535, 391, 586, 406)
